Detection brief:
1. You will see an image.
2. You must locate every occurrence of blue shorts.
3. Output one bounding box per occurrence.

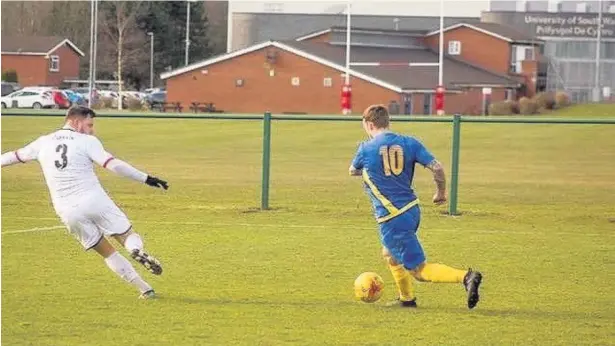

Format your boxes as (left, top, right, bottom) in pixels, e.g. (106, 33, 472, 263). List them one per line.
(379, 206, 425, 270)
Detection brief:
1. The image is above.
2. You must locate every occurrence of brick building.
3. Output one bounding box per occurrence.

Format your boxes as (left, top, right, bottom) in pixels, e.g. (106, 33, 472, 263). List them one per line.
(161, 23, 544, 115)
(1, 36, 84, 87)
(424, 22, 545, 99)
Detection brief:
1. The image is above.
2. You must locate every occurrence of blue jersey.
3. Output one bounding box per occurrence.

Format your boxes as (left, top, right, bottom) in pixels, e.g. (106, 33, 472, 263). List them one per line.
(351, 131, 435, 224)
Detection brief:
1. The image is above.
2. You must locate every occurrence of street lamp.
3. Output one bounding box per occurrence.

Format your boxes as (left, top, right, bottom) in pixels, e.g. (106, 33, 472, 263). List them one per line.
(147, 32, 154, 89)
(185, 0, 199, 66)
(594, 0, 603, 102)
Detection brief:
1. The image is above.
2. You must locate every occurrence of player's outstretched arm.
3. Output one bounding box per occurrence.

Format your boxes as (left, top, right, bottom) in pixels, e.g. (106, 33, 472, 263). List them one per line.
(104, 159, 169, 190)
(426, 160, 447, 205)
(1, 139, 41, 167)
(1, 151, 23, 167)
(87, 136, 169, 190)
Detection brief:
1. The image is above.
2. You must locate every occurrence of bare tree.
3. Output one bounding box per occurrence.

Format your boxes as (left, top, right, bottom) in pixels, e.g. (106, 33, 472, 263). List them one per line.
(98, 1, 145, 109)
(1, 1, 53, 36)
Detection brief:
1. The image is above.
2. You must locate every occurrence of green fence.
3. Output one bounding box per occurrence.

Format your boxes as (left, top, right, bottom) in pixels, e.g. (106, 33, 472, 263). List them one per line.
(3, 110, 615, 215)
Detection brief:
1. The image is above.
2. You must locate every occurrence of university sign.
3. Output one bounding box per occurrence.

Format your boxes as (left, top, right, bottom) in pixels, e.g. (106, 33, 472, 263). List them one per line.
(482, 12, 615, 39)
(526, 14, 615, 38)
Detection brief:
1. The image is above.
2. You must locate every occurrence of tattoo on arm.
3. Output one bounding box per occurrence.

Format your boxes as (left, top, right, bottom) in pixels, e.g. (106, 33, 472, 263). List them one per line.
(427, 160, 446, 192)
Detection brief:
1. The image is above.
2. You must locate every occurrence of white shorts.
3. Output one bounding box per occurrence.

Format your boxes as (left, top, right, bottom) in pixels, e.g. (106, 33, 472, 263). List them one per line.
(60, 202, 132, 250)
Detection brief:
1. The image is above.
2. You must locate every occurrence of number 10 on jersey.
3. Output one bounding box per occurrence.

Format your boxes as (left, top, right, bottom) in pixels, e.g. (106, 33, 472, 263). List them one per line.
(379, 145, 404, 176)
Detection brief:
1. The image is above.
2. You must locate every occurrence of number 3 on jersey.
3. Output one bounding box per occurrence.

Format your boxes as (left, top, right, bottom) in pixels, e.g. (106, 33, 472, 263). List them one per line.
(55, 144, 68, 170)
(379, 145, 404, 176)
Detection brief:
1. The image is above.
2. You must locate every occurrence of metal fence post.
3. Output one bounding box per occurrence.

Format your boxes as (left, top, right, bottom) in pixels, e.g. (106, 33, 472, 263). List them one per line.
(449, 114, 462, 215)
(261, 112, 272, 210)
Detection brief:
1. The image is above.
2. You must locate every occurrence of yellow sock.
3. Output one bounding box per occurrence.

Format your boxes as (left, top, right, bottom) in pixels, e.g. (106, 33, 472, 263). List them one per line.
(412, 263, 467, 283)
(387, 263, 415, 301)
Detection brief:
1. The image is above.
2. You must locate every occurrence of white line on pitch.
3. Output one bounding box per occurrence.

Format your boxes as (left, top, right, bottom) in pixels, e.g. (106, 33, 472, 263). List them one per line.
(1, 218, 608, 237)
(2, 225, 65, 234)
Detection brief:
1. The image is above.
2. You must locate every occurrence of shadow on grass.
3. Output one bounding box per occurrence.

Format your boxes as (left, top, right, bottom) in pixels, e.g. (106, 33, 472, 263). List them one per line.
(145, 294, 614, 321)
(395, 305, 615, 321)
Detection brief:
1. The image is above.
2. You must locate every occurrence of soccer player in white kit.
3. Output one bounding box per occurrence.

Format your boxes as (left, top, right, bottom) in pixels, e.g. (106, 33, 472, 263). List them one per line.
(1, 106, 168, 299)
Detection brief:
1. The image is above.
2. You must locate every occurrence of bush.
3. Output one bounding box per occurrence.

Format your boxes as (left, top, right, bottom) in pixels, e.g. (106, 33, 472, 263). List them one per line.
(533, 92, 555, 110)
(99, 96, 114, 109)
(555, 91, 571, 108)
(488, 100, 519, 115)
(1, 69, 18, 82)
(125, 97, 143, 111)
(518, 97, 538, 115)
(89, 99, 104, 110)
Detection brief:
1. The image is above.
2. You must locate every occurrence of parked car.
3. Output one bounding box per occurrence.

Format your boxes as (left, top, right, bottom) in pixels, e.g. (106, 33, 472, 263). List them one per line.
(50, 90, 71, 109)
(73, 87, 99, 103)
(62, 89, 86, 106)
(97, 90, 118, 99)
(1, 82, 21, 96)
(121, 91, 146, 100)
(1, 89, 55, 109)
(144, 87, 165, 94)
(143, 91, 167, 111)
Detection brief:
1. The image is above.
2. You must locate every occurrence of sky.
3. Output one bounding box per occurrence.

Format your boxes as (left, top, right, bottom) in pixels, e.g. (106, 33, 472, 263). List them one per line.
(228, 0, 493, 18)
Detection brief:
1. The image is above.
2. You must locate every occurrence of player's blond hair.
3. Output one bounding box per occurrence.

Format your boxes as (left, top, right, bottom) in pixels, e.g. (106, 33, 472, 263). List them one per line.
(362, 104, 390, 129)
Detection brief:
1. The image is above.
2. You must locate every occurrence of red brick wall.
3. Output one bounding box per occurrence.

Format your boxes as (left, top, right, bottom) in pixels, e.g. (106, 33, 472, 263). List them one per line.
(519, 60, 538, 98)
(45, 44, 81, 86)
(1, 54, 47, 86)
(1, 43, 80, 87)
(166, 46, 400, 114)
(424, 26, 511, 75)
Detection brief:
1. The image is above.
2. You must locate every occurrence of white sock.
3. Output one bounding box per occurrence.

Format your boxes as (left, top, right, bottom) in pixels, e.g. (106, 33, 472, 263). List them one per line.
(124, 233, 144, 253)
(104, 252, 152, 293)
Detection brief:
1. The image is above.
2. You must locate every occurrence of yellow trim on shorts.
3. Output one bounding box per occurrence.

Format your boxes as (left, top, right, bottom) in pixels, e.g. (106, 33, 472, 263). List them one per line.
(376, 199, 419, 223)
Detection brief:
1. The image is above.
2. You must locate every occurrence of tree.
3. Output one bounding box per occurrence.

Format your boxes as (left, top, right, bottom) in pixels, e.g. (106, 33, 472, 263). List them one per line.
(45, 1, 92, 78)
(98, 1, 146, 108)
(0, 0, 214, 91)
(137, 1, 212, 87)
(0, 2, 53, 36)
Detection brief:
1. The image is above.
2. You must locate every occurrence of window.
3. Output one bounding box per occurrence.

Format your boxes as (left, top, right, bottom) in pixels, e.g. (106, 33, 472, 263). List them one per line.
(291, 77, 300, 86)
(548, 0, 562, 12)
(505, 89, 515, 101)
(49, 55, 60, 72)
(448, 41, 461, 55)
(576, 2, 587, 12)
(515, 0, 528, 12)
(525, 47, 534, 60)
(602, 42, 615, 59)
(323, 77, 332, 87)
(423, 93, 432, 115)
(510, 45, 534, 73)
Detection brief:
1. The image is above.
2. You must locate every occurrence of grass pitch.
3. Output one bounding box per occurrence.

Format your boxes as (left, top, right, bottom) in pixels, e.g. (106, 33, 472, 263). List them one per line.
(2, 115, 614, 345)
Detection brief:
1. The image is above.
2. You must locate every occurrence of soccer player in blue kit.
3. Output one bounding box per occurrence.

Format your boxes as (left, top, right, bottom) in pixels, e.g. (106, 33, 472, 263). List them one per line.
(349, 105, 482, 309)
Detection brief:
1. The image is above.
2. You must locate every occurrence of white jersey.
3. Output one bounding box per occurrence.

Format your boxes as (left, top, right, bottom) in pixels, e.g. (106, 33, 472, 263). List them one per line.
(16, 127, 116, 216)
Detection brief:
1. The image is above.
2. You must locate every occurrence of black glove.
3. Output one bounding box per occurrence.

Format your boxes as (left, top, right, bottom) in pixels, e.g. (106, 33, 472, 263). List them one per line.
(145, 175, 169, 190)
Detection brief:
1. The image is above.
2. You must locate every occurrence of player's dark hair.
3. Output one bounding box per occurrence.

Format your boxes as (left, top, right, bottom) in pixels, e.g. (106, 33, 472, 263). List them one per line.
(65, 106, 96, 120)
(362, 104, 389, 129)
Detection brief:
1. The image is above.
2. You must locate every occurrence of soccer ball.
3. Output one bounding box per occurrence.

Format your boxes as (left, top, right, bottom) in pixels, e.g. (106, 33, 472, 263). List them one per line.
(354, 272, 384, 303)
